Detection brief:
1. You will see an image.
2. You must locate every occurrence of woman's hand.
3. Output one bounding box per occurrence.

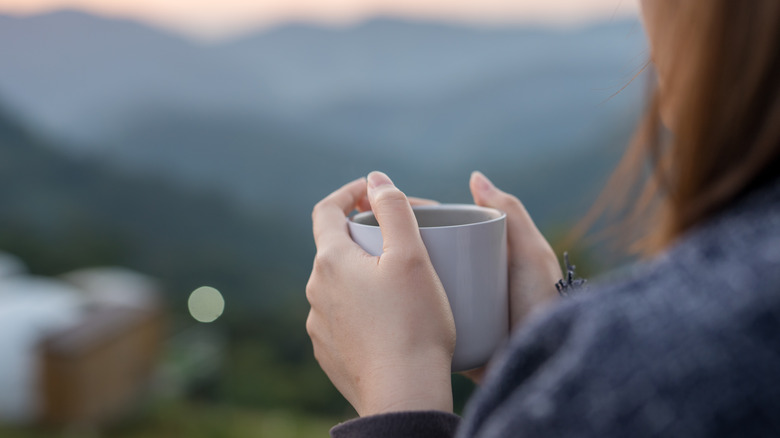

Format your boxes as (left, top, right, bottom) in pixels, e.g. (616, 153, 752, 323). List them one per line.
(470, 171, 562, 326)
(306, 171, 456, 417)
(464, 171, 562, 383)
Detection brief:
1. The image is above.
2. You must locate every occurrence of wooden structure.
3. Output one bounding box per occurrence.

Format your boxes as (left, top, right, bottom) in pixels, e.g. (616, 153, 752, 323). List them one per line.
(38, 306, 164, 427)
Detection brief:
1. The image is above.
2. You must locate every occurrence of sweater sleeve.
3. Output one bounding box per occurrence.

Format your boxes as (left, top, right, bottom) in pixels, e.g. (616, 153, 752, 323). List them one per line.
(330, 410, 461, 438)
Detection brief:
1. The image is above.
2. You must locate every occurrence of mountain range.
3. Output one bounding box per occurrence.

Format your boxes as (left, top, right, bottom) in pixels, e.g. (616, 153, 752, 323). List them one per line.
(0, 11, 648, 216)
(0, 11, 647, 140)
(0, 10, 649, 282)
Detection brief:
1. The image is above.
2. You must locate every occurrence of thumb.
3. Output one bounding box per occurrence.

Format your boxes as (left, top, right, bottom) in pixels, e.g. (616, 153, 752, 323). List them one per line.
(367, 171, 426, 257)
(469, 171, 545, 252)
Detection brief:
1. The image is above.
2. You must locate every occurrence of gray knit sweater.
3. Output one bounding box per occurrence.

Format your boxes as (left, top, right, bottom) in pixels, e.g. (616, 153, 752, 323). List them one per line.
(331, 177, 780, 437)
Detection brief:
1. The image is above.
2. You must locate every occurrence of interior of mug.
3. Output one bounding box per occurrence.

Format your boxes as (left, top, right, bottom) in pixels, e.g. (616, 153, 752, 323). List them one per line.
(351, 205, 502, 228)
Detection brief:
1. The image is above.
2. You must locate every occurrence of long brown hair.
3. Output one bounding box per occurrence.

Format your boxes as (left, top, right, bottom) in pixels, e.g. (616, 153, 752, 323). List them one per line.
(595, 1, 780, 254)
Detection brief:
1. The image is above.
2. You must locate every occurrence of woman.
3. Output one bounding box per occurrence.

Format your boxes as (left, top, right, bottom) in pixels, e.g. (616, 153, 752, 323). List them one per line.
(305, 1, 780, 436)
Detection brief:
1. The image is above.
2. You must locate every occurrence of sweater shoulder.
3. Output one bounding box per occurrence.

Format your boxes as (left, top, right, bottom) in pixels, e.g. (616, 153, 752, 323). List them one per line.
(458, 179, 780, 438)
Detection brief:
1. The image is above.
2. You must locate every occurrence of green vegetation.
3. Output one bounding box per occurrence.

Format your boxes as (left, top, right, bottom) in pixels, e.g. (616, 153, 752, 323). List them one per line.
(0, 402, 339, 438)
(0, 106, 310, 322)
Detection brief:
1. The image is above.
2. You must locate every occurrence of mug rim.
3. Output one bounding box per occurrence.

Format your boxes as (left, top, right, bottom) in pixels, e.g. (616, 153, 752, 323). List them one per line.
(349, 204, 506, 230)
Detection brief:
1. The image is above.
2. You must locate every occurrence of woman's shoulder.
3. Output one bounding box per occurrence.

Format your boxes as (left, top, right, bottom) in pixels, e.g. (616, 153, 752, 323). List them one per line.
(568, 172, 780, 333)
(458, 178, 780, 438)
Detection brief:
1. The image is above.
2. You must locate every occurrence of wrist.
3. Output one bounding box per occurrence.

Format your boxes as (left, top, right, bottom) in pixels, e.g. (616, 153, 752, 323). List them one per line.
(356, 352, 453, 416)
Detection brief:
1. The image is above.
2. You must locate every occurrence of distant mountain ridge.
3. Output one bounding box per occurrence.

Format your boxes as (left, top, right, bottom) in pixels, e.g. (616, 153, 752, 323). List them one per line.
(0, 9, 647, 224)
(0, 10, 272, 143)
(0, 9, 646, 142)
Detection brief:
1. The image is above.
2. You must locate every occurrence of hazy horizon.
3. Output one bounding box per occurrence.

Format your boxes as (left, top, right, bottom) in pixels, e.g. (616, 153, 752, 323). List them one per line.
(0, 0, 639, 40)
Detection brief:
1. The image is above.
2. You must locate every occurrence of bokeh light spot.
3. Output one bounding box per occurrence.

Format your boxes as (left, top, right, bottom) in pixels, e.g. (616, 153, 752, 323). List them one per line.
(188, 286, 225, 323)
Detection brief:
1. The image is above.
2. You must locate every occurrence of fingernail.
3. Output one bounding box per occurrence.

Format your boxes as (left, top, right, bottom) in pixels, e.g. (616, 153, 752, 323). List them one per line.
(367, 171, 394, 189)
(471, 171, 494, 193)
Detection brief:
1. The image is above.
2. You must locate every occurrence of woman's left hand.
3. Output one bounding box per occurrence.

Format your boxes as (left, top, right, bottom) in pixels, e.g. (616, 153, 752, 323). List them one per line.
(305, 171, 456, 417)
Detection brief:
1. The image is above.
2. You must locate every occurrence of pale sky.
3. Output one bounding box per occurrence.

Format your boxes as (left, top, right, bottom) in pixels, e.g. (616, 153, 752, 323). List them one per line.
(0, 0, 639, 40)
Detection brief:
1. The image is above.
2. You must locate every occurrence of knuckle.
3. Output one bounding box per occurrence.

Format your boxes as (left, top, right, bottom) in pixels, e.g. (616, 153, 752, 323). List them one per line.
(305, 313, 316, 337)
(372, 187, 408, 209)
(313, 246, 350, 276)
(304, 278, 316, 304)
(311, 201, 325, 221)
(313, 248, 337, 270)
(498, 192, 523, 211)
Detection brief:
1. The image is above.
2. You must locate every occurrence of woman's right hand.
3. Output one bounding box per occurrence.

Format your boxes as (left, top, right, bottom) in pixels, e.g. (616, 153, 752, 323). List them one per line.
(464, 171, 562, 382)
(306, 172, 456, 417)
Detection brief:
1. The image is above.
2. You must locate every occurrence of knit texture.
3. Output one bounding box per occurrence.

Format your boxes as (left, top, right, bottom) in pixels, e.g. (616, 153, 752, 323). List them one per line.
(332, 410, 460, 438)
(331, 177, 780, 438)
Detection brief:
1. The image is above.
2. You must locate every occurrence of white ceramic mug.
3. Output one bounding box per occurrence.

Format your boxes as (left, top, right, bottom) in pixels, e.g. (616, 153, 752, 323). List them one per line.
(348, 204, 508, 372)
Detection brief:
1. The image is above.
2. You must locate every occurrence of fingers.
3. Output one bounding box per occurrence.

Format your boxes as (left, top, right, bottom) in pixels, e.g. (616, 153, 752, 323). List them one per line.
(366, 171, 427, 257)
(312, 177, 367, 251)
(469, 171, 545, 255)
(356, 195, 373, 212)
(356, 196, 438, 212)
(470, 171, 561, 325)
(408, 197, 439, 206)
(312, 173, 432, 258)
